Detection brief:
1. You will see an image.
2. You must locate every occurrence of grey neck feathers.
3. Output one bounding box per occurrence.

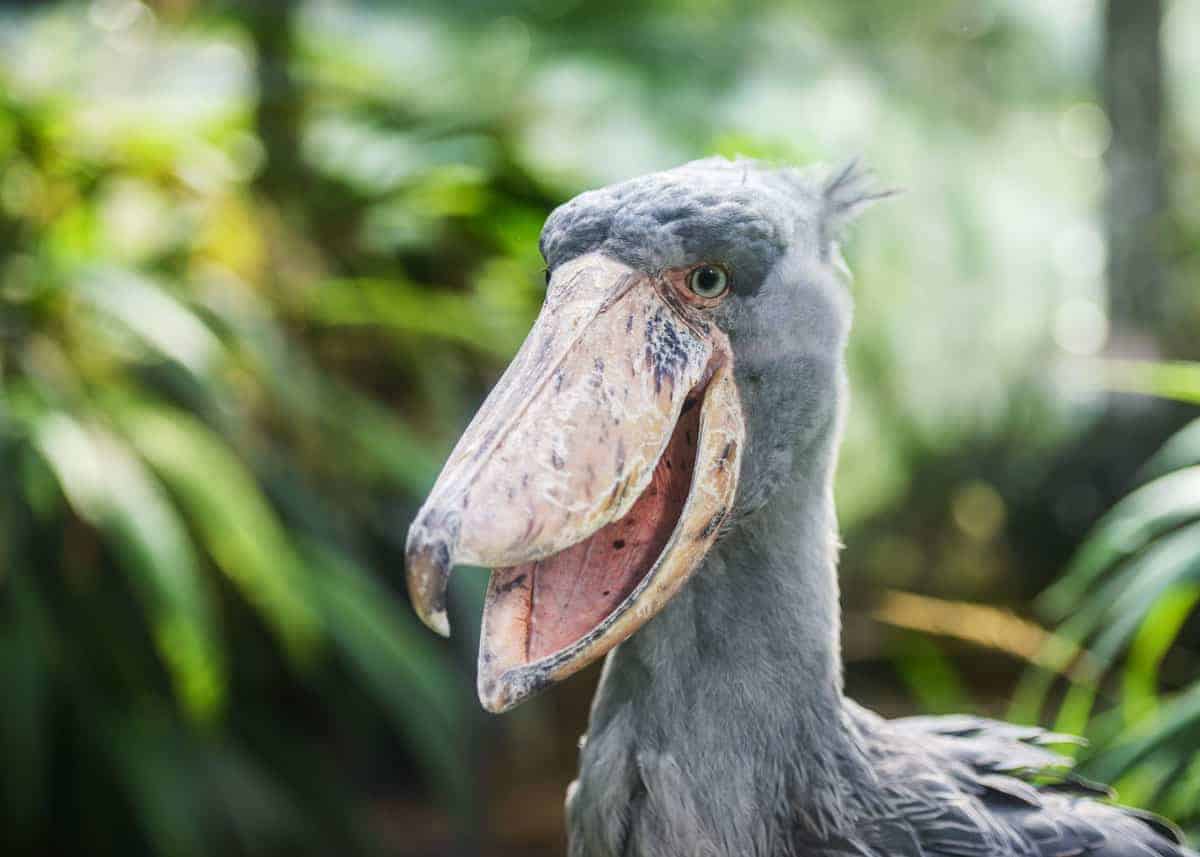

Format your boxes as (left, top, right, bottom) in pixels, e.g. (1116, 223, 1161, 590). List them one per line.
(566, 418, 876, 857)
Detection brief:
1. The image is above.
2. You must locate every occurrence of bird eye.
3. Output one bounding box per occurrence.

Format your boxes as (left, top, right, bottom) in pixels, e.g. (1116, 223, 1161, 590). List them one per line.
(687, 264, 729, 299)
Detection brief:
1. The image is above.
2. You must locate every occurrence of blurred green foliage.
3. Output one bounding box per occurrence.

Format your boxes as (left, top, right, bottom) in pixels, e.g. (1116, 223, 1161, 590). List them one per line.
(0, 0, 1197, 854)
(1010, 362, 1200, 833)
(0, 1, 530, 852)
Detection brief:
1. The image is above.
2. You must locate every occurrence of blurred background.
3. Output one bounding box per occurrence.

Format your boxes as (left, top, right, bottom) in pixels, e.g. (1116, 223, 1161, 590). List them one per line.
(1, 0, 1199, 854)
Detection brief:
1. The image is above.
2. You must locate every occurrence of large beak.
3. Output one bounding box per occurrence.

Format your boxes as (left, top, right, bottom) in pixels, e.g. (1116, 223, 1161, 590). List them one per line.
(406, 253, 744, 712)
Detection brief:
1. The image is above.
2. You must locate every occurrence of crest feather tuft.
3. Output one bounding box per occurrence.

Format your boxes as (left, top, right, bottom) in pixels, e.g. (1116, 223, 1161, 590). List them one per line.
(819, 159, 897, 257)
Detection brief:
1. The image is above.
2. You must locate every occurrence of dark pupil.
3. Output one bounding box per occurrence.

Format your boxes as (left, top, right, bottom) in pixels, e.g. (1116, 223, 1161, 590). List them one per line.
(696, 267, 721, 292)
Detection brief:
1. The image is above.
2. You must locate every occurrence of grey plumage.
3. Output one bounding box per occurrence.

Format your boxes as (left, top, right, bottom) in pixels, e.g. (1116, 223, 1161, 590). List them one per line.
(547, 158, 1192, 857)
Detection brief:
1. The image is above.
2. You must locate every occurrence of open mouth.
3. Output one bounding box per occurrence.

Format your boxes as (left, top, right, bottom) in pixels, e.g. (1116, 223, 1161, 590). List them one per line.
(405, 253, 744, 712)
(481, 380, 703, 670)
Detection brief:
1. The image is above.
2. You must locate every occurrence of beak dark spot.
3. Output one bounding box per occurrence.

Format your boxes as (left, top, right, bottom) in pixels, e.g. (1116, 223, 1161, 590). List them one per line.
(699, 507, 727, 539)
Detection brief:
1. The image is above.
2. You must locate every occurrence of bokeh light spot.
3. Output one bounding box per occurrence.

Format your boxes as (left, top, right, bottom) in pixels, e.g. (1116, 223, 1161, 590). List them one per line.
(1058, 102, 1112, 159)
(951, 481, 1006, 542)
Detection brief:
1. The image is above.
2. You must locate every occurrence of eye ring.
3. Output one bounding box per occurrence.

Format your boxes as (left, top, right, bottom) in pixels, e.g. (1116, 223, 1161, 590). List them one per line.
(687, 264, 729, 299)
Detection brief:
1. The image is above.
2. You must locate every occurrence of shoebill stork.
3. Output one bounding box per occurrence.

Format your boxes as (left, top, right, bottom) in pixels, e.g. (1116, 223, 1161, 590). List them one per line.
(406, 158, 1193, 857)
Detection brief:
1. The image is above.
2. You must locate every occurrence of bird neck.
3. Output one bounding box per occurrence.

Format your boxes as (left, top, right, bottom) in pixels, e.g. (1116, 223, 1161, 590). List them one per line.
(568, 420, 874, 855)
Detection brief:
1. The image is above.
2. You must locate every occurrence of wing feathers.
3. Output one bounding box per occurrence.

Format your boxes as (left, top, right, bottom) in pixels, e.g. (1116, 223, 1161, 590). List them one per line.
(826, 706, 1195, 857)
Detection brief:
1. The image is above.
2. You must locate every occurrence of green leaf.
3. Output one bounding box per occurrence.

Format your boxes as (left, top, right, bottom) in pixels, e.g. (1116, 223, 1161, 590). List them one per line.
(1141, 418, 1200, 481)
(1160, 751, 1200, 823)
(79, 269, 222, 376)
(1086, 523, 1200, 666)
(1039, 467, 1200, 620)
(891, 633, 973, 715)
(1104, 361, 1200, 406)
(1121, 585, 1200, 725)
(115, 405, 321, 661)
(1084, 680, 1200, 784)
(33, 413, 225, 722)
(1053, 682, 1098, 739)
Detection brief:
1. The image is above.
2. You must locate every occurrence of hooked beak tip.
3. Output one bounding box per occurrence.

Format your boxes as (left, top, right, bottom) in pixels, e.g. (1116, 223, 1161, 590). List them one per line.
(405, 512, 458, 638)
(423, 609, 452, 638)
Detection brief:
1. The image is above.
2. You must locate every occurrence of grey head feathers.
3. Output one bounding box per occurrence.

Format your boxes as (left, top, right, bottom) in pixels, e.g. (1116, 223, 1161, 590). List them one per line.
(539, 157, 888, 293)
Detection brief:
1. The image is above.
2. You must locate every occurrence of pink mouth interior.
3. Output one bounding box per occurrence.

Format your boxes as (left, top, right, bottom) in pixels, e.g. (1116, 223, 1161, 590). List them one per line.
(490, 394, 701, 663)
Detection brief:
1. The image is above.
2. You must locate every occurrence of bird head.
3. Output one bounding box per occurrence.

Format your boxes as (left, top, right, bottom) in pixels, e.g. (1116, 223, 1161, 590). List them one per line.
(406, 158, 887, 712)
